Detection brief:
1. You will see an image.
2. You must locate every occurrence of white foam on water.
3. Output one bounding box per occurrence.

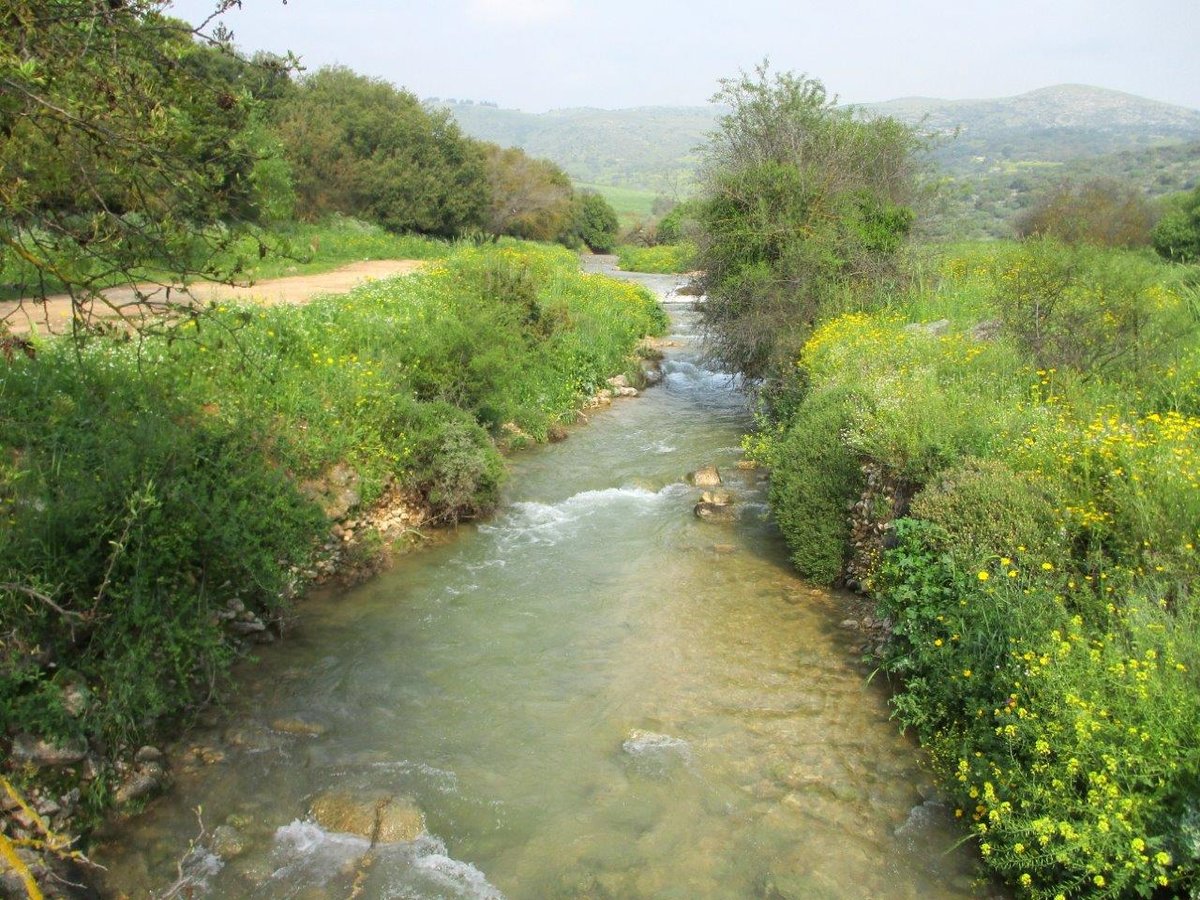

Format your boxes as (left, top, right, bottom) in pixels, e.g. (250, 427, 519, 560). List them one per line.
(270, 820, 372, 886)
(408, 835, 506, 899)
(481, 483, 689, 548)
(271, 822, 505, 899)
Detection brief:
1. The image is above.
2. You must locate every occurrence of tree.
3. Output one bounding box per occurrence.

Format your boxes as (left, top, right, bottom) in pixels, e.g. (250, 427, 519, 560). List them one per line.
(273, 67, 489, 237)
(0, 1, 297, 333)
(695, 64, 919, 382)
(1151, 185, 1200, 263)
(481, 144, 575, 241)
(1014, 178, 1156, 248)
(571, 191, 619, 253)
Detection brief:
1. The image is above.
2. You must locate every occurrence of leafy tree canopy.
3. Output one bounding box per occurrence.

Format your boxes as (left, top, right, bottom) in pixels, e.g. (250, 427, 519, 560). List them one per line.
(1, 0, 296, 331)
(274, 66, 489, 237)
(695, 64, 920, 382)
(1151, 184, 1200, 263)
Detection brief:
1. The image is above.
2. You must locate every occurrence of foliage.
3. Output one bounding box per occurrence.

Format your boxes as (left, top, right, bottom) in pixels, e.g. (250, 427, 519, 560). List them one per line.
(0, 0, 298, 325)
(273, 66, 488, 237)
(1151, 185, 1200, 263)
(744, 388, 863, 584)
(695, 64, 920, 381)
(1015, 178, 1157, 248)
(616, 242, 697, 274)
(481, 144, 575, 242)
(0, 242, 664, 820)
(748, 241, 1200, 895)
(572, 192, 620, 253)
(653, 202, 692, 245)
(986, 239, 1196, 379)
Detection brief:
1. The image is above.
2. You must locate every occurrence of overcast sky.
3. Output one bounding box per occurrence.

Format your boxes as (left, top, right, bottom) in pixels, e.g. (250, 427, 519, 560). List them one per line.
(170, 0, 1200, 112)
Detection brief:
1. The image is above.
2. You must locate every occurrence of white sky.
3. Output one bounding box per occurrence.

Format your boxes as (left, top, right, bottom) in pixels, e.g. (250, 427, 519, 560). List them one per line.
(170, 0, 1200, 112)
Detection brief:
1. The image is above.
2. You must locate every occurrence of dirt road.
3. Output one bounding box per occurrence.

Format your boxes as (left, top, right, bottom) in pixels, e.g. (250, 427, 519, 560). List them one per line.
(0, 259, 425, 335)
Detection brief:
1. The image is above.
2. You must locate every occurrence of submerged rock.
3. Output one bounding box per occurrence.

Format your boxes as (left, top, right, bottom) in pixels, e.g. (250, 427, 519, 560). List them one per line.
(271, 717, 328, 737)
(694, 489, 736, 522)
(115, 762, 166, 807)
(622, 730, 691, 758)
(309, 790, 425, 845)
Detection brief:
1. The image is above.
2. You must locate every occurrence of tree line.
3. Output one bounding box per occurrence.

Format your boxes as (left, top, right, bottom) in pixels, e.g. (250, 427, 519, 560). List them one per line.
(0, 1, 619, 323)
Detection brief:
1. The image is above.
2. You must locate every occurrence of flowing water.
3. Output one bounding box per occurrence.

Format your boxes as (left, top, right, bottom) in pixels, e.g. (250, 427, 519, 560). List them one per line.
(93, 259, 984, 898)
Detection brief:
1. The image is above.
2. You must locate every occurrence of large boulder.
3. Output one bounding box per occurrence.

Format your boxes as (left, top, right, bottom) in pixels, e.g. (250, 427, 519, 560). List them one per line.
(309, 790, 425, 844)
(688, 465, 722, 487)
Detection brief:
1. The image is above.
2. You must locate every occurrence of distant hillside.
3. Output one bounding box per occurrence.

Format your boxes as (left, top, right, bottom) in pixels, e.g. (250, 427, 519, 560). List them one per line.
(925, 139, 1200, 241)
(865, 84, 1200, 174)
(441, 86, 1200, 237)
(437, 101, 721, 194)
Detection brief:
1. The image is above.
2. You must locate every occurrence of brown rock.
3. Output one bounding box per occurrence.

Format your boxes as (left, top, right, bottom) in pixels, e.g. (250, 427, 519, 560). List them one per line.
(689, 465, 722, 487)
(309, 790, 425, 845)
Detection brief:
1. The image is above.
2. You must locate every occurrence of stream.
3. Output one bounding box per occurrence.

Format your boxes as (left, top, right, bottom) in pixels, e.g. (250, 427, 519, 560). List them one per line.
(93, 258, 983, 898)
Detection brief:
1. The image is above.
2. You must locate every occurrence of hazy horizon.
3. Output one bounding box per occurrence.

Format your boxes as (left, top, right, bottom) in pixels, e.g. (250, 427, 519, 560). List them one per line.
(169, 0, 1200, 114)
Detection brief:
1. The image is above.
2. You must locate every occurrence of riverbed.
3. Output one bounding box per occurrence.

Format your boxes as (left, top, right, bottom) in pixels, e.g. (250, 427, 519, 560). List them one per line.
(93, 258, 983, 898)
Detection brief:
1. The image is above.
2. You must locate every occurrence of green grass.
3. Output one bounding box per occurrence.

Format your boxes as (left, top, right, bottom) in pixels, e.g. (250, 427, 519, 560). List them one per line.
(574, 183, 660, 229)
(615, 242, 697, 274)
(0, 240, 666, 825)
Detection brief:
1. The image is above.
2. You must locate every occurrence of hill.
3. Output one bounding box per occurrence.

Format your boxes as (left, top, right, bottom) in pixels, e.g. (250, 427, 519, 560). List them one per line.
(866, 84, 1200, 174)
(441, 86, 1200, 237)
(437, 101, 720, 194)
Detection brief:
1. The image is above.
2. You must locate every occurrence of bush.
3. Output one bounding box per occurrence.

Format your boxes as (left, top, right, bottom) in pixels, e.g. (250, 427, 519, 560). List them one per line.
(695, 64, 919, 381)
(1015, 178, 1157, 248)
(909, 457, 1066, 562)
(1152, 185, 1200, 263)
(987, 239, 1195, 379)
(573, 191, 620, 253)
(877, 521, 1200, 898)
(748, 388, 863, 584)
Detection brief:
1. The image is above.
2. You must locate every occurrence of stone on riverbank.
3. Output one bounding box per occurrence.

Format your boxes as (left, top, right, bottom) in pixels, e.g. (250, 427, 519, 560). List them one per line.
(11, 734, 88, 768)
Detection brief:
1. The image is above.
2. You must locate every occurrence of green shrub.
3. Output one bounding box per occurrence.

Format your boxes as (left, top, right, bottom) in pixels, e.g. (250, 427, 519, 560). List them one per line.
(877, 522, 1200, 897)
(987, 239, 1195, 380)
(573, 191, 620, 253)
(1151, 185, 1200, 264)
(910, 458, 1067, 562)
(749, 388, 863, 584)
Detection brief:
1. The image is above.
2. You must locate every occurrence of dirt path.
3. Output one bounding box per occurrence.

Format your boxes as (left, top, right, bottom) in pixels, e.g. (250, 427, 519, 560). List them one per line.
(0, 259, 425, 335)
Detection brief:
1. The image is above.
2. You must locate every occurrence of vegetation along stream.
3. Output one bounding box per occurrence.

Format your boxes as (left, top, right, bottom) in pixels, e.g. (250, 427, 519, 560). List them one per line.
(93, 260, 983, 898)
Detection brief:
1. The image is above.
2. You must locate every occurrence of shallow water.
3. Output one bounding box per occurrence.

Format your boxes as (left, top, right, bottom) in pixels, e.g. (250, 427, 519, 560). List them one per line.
(93, 258, 983, 898)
